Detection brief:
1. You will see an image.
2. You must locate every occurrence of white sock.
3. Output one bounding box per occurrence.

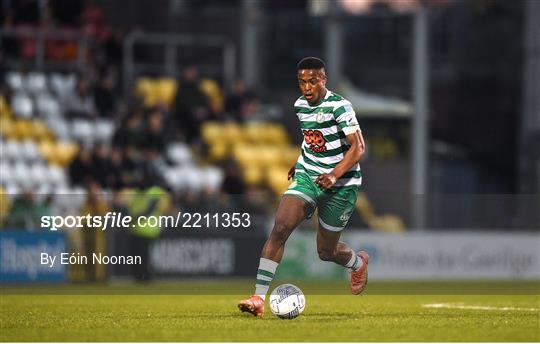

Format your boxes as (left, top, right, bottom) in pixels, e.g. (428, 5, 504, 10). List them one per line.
(254, 258, 279, 300)
(345, 249, 363, 271)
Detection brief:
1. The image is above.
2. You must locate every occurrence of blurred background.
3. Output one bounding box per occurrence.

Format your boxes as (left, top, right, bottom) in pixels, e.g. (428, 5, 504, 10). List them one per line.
(0, 0, 539, 284)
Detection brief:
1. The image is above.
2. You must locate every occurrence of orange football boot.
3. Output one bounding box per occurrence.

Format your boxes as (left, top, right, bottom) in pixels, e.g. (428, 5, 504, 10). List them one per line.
(350, 250, 370, 295)
(238, 295, 265, 317)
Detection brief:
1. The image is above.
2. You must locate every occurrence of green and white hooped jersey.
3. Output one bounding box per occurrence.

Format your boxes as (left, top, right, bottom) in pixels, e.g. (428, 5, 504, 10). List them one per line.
(294, 90, 362, 188)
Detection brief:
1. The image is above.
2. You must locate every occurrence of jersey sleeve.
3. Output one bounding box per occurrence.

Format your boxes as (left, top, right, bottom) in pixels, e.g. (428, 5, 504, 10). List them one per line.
(334, 102, 360, 135)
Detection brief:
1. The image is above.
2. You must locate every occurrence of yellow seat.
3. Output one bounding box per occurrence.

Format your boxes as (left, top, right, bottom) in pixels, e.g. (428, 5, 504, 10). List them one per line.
(243, 165, 263, 186)
(0, 118, 15, 139)
(222, 122, 242, 146)
(282, 146, 300, 167)
(208, 142, 228, 161)
(0, 96, 12, 118)
(52, 142, 79, 166)
(31, 120, 54, 141)
(13, 120, 32, 140)
(38, 140, 55, 162)
(201, 122, 223, 145)
(199, 78, 223, 114)
(233, 143, 257, 168)
(156, 78, 178, 108)
(267, 166, 291, 195)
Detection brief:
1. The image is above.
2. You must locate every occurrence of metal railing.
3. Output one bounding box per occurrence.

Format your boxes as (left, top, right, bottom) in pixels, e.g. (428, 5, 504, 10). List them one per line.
(122, 31, 236, 96)
(0, 28, 236, 97)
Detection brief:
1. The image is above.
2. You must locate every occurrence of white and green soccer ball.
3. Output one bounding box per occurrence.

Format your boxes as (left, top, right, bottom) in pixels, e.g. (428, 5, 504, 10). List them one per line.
(269, 283, 306, 319)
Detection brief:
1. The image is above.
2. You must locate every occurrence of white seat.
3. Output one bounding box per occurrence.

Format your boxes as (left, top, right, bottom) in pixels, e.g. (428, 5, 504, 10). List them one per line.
(48, 165, 68, 187)
(4, 140, 22, 161)
(163, 167, 183, 191)
(184, 166, 204, 191)
(30, 163, 49, 185)
(202, 166, 224, 192)
(71, 119, 95, 146)
(4, 183, 21, 200)
(12, 162, 33, 188)
(36, 93, 61, 117)
(49, 73, 76, 99)
(0, 161, 14, 185)
(6, 72, 23, 91)
(21, 140, 40, 161)
(94, 119, 115, 143)
(46, 117, 70, 141)
(167, 142, 193, 166)
(12, 93, 34, 118)
(26, 72, 47, 94)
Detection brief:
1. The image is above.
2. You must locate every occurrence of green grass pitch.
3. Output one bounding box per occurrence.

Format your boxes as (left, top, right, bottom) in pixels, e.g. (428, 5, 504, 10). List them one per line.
(1, 280, 539, 342)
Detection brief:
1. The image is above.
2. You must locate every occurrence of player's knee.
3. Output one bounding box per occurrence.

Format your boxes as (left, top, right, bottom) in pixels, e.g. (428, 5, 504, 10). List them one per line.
(317, 248, 336, 262)
(269, 222, 291, 246)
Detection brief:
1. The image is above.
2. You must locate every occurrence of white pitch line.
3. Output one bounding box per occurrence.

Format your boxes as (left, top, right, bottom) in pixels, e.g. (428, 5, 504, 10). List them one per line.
(423, 303, 539, 312)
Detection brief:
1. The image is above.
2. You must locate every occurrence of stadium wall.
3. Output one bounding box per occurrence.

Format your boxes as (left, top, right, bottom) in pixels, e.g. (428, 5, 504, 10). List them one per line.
(277, 231, 540, 280)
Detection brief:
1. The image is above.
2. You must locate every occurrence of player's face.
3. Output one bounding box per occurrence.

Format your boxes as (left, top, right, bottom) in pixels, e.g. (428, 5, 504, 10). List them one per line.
(297, 69, 327, 105)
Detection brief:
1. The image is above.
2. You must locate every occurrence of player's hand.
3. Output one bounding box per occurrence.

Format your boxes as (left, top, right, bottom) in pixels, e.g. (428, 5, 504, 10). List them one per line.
(287, 166, 295, 180)
(315, 173, 337, 189)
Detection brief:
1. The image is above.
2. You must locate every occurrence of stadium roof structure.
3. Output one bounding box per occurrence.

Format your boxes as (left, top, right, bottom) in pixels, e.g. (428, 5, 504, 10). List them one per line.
(338, 80, 412, 118)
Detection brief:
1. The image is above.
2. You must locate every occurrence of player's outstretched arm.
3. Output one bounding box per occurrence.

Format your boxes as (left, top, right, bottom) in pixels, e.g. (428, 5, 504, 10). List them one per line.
(314, 130, 365, 189)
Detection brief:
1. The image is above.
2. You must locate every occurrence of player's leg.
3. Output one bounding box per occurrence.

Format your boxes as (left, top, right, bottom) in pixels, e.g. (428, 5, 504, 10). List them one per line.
(316, 227, 357, 266)
(260, 195, 310, 262)
(239, 173, 317, 316)
(316, 187, 369, 294)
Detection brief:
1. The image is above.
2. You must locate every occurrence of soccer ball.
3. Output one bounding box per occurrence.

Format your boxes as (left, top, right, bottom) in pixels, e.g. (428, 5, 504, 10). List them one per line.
(269, 283, 306, 319)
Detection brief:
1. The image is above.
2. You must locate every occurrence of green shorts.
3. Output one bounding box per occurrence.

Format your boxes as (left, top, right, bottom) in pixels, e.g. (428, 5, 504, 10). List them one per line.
(283, 172, 359, 232)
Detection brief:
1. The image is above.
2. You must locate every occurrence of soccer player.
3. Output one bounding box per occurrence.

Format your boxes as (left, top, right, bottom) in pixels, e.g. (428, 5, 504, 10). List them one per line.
(238, 57, 369, 317)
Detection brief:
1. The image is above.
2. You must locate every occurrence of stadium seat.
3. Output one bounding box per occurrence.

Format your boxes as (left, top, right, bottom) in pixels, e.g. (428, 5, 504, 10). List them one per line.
(36, 93, 61, 117)
(6, 72, 23, 91)
(243, 165, 264, 186)
(30, 163, 50, 186)
(201, 122, 222, 145)
(4, 183, 21, 200)
(183, 167, 204, 191)
(0, 161, 14, 185)
(3, 140, 20, 161)
(38, 140, 55, 162)
(267, 166, 290, 196)
(0, 118, 14, 139)
(46, 117, 70, 141)
(21, 139, 41, 161)
(12, 162, 33, 188)
(199, 78, 224, 114)
(11, 93, 34, 118)
(12, 120, 34, 140)
(26, 72, 47, 94)
(202, 166, 224, 192)
(71, 119, 94, 146)
(156, 78, 178, 108)
(0, 96, 11, 118)
(94, 119, 115, 143)
(167, 142, 193, 166)
(48, 165, 68, 187)
(52, 142, 79, 166)
(49, 73, 76, 99)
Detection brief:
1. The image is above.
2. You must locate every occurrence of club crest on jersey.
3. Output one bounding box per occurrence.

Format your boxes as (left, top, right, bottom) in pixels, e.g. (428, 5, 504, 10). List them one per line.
(316, 110, 325, 123)
(340, 211, 352, 226)
(303, 129, 327, 153)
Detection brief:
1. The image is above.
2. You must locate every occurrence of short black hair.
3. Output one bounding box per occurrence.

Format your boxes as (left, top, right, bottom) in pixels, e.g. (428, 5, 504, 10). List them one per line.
(297, 57, 326, 70)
